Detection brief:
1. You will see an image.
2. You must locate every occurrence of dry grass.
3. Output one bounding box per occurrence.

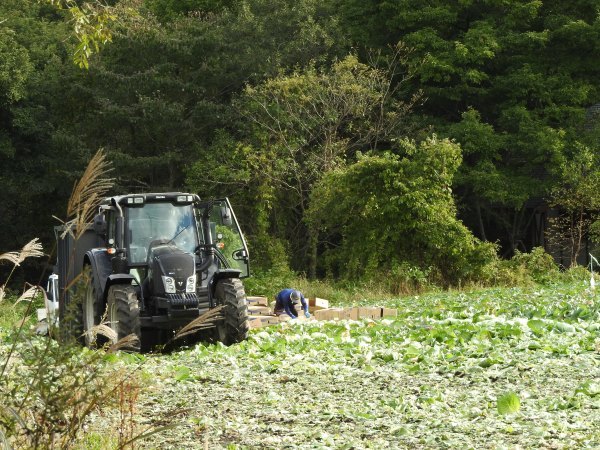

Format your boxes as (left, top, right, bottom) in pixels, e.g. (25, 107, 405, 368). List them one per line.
(61, 149, 113, 239)
(107, 334, 141, 353)
(172, 306, 224, 341)
(15, 283, 46, 305)
(0, 238, 44, 267)
(0, 239, 45, 302)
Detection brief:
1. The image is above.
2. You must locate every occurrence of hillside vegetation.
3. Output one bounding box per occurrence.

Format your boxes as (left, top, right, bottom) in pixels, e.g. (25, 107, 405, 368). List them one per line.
(1, 0, 599, 287)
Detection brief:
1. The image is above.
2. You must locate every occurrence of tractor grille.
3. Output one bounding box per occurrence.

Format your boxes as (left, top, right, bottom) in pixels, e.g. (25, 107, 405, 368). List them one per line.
(165, 293, 199, 307)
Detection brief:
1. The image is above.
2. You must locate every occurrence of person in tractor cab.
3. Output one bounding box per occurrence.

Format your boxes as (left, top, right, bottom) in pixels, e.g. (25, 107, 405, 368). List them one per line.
(274, 289, 311, 320)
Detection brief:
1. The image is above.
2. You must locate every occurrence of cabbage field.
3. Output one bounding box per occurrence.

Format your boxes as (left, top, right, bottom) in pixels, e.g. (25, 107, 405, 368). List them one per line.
(84, 283, 600, 448)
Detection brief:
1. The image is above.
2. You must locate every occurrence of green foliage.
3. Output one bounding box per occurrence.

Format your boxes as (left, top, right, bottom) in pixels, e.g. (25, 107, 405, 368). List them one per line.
(0, 294, 39, 338)
(3, 0, 600, 291)
(0, 239, 129, 448)
(190, 51, 416, 274)
(548, 140, 600, 263)
(145, 0, 234, 21)
(96, 282, 600, 448)
(489, 247, 560, 286)
(44, 0, 117, 69)
(338, 0, 600, 252)
(308, 136, 497, 286)
(0, 337, 111, 448)
(0, 29, 32, 106)
(497, 392, 521, 415)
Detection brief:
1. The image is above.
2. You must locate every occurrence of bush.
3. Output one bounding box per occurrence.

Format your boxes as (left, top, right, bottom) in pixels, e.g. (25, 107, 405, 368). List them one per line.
(308, 136, 500, 287)
(487, 247, 560, 286)
(561, 264, 594, 284)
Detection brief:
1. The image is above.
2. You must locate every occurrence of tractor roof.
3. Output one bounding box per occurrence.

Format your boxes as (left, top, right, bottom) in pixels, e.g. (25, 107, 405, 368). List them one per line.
(101, 192, 200, 206)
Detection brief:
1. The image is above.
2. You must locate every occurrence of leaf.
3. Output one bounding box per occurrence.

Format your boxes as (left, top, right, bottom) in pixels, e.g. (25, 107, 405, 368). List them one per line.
(575, 381, 600, 397)
(553, 321, 576, 333)
(527, 319, 545, 335)
(173, 366, 191, 382)
(497, 392, 521, 415)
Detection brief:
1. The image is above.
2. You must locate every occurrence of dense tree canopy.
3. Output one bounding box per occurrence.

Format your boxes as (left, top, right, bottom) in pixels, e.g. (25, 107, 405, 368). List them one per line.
(338, 0, 600, 254)
(1, 0, 599, 285)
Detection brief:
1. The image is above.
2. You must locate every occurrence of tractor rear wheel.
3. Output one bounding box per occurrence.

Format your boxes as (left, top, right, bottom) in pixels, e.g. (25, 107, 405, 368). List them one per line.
(82, 265, 101, 347)
(215, 278, 249, 345)
(106, 284, 141, 352)
(59, 266, 89, 344)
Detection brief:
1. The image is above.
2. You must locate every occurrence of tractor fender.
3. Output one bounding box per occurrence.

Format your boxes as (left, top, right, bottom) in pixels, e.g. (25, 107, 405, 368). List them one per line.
(84, 249, 135, 303)
(84, 249, 112, 301)
(209, 269, 242, 297)
(105, 273, 135, 299)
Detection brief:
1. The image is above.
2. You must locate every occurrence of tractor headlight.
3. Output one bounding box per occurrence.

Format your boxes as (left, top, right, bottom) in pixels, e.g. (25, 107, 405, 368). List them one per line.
(186, 274, 196, 293)
(162, 276, 176, 294)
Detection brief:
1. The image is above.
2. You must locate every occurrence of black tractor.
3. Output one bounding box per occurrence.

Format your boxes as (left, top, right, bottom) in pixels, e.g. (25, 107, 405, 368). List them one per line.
(54, 193, 250, 351)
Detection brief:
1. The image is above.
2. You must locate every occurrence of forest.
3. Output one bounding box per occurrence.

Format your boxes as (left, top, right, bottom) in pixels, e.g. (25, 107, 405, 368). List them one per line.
(1, 0, 600, 288)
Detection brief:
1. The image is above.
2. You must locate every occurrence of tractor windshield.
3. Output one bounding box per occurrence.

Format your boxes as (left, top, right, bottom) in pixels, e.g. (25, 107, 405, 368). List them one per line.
(127, 202, 198, 264)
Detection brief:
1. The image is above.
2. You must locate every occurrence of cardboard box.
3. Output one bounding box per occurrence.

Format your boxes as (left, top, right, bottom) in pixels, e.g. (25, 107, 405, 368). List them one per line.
(308, 297, 330, 311)
(247, 296, 269, 306)
(339, 307, 360, 320)
(381, 307, 398, 318)
(314, 307, 359, 321)
(358, 307, 382, 319)
(248, 316, 266, 329)
(314, 309, 332, 321)
(248, 314, 281, 329)
(247, 305, 273, 316)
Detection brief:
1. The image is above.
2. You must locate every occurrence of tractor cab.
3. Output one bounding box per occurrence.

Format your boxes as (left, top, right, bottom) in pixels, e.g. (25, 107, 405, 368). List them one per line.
(98, 194, 249, 281)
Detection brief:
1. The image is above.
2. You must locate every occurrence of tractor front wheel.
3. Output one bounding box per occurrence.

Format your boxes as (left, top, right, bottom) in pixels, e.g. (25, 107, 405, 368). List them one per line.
(215, 278, 249, 345)
(106, 284, 141, 352)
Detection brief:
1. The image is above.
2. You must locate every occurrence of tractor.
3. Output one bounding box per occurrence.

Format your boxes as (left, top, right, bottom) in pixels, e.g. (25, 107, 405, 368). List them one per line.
(53, 193, 250, 351)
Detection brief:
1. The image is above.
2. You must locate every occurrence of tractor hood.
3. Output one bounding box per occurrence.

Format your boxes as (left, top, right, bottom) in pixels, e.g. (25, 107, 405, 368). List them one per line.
(148, 242, 195, 295)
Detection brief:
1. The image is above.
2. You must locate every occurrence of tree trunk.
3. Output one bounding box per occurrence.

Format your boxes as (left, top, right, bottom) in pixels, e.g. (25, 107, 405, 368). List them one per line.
(474, 197, 487, 241)
(307, 225, 318, 279)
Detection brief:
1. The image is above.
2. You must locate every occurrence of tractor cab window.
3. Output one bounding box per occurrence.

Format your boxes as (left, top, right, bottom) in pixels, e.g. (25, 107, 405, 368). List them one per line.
(126, 202, 198, 264)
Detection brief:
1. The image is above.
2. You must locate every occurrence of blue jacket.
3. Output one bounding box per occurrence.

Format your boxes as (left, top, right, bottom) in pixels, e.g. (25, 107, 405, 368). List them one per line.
(275, 288, 308, 319)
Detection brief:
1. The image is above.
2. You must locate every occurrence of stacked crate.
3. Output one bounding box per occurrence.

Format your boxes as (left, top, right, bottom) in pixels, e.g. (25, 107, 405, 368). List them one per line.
(245, 295, 397, 329)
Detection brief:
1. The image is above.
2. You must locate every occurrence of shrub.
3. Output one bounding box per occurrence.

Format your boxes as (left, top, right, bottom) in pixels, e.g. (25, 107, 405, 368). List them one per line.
(307, 136, 499, 287)
(487, 247, 560, 286)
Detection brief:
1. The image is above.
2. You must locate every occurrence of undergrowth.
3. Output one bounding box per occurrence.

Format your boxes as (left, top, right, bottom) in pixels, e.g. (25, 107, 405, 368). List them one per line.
(245, 247, 596, 307)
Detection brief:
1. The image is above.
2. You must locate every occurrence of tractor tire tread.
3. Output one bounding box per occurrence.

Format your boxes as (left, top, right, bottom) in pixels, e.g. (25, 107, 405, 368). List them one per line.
(107, 284, 141, 351)
(215, 278, 249, 345)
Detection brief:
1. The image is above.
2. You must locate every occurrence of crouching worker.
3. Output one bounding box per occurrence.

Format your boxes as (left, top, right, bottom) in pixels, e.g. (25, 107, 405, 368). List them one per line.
(274, 289, 311, 319)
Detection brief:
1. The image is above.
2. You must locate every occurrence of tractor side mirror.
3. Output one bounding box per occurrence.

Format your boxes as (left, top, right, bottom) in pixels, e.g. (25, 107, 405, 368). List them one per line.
(232, 249, 247, 261)
(93, 213, 107, 236)
(221, 206, 233, 226)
